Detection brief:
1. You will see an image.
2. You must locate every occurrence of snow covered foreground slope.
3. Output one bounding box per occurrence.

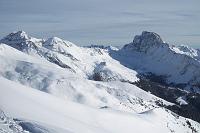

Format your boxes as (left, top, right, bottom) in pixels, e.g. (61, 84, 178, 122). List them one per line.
(0, 31, 200, 132)
(0, 77, 199, 133)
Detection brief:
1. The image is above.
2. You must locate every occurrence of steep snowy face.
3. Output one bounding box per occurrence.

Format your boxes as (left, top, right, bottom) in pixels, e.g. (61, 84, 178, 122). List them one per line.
(171, 45, 200, 60)
(43, 37, 73, 52)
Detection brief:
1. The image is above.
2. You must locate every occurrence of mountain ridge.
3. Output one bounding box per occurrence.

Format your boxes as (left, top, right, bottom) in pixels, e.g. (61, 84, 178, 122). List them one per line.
(1, 30, 200, 90)
(0, 31, 200, 132)
(119, 31, 200, 90)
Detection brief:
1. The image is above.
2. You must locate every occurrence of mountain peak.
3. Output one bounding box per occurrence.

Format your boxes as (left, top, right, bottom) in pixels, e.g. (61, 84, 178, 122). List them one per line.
(0, 31, 31, 45)
(44, 37, 68, 46)
(138, 31, 163, 43)
(123, 31, 166, 52)
(43, 37, 72, 51)
(14, 30, 29, 38)
(0, 31, 43, 52)
(3, 31, 29, 41)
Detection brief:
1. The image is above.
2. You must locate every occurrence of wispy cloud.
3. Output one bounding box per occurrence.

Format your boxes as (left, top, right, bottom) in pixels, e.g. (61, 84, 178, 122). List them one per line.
(0, 0, 199, 47)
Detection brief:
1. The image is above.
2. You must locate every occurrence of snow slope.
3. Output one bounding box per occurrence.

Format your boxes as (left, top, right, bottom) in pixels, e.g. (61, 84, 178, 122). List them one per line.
(0, 43, 170, 113)
(0, 77, 199, 133)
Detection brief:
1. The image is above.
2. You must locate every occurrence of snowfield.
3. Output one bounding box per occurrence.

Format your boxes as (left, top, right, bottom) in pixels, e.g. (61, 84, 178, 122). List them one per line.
(0, 31, 200, 133)
(0, 77, 199, 133)
(0, 42, 170, 114)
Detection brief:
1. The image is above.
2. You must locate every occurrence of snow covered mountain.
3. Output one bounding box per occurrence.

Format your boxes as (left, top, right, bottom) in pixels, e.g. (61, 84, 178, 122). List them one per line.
(114, 31, 200, 89)
(0, 31, 200, 133)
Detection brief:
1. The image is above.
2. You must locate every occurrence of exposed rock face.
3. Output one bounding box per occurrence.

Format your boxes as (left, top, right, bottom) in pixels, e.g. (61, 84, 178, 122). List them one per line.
(1, 31, 29, 43)
(0, 109, 25, 133)
(123, 31, 168, 53)
(0, 31, 43, 52)
(93, 62, 116, 81)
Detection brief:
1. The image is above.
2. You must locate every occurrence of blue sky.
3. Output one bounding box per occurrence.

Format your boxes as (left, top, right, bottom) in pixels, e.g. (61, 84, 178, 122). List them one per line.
(0, 0, 200, 47)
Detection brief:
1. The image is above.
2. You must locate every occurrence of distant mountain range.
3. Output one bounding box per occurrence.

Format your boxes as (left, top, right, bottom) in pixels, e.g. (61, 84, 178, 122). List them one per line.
(0, 31, 200, 133)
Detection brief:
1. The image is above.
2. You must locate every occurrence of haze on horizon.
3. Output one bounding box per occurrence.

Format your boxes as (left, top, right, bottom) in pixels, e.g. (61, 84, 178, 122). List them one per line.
(0, 0, 200, 48)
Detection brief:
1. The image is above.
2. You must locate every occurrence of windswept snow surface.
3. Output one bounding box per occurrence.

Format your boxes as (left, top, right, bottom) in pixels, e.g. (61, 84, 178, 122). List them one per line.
(0, 77, 199, 133)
